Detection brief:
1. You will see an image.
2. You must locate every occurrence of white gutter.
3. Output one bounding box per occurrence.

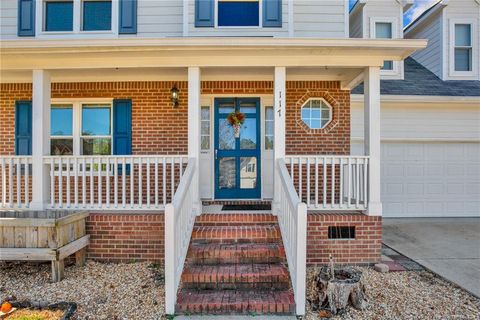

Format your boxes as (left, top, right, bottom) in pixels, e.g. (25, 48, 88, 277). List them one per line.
(351, 94, 480, 104)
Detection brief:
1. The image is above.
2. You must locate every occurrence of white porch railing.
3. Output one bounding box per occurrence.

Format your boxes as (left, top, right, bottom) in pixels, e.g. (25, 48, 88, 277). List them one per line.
(0, 156, 33, 209)
(285, 156, 369, 211)
(164, 158, 198, 315)
(44, 155, 188, 210)
(277, 158, 307, 316)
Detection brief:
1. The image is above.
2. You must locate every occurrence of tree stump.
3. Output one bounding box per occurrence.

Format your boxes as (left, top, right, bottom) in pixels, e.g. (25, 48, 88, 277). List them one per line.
(313, 266, 367, 316)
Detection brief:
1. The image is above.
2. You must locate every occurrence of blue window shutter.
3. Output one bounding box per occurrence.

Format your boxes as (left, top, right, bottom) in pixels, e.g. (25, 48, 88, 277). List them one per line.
(113, 99, 132, 155)
(195, 0, 214, 27)
(15, 101, 32, 155)
(263, 0, 282, 28)
(119, 0, 137, 34)
(18, 0, 35, 36)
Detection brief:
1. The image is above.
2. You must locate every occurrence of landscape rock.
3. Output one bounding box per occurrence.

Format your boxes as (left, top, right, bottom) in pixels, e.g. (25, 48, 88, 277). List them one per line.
(374, 263, 390, 273)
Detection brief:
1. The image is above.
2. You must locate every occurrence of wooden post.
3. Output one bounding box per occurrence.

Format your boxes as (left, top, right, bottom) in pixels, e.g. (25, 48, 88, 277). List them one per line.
(51, 259, 64, 282)
(75, 248, 87, 267)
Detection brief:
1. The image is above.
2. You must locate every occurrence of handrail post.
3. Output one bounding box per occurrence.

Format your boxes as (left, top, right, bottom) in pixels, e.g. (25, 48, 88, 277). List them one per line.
(296, 202, 307, 316)
(164, 202, 175, 315)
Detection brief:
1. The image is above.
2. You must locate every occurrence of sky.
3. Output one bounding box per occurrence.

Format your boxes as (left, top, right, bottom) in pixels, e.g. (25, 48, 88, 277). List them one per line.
(349, 0, 439, 27)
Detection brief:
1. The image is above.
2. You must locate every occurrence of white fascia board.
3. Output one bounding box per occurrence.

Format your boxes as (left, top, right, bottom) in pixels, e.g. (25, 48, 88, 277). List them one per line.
(351, 94, 480, 104)
(396, 0, 414, 12)
(404, 1, 448, 36)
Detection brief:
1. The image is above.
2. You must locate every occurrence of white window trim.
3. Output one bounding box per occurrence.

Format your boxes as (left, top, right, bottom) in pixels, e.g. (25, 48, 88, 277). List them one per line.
(36, 0, 119, 38)
(264, 105, 274, 150)
(200, 106, 211, 151)
(300, 97, 333, 130)
(215, 0, 263, 29)
(50, 98, 114, 156)
(370, 17, 400, 76)
(449, 18, 478, 78)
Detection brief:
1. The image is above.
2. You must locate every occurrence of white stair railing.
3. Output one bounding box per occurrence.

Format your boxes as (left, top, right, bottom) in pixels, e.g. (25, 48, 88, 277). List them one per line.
(164, 158, 198, 315)
(277, 158, 307, 316)
(44, 155, 188, 210)
(0, 156, 33, 209)
(285, 155, 369, 210)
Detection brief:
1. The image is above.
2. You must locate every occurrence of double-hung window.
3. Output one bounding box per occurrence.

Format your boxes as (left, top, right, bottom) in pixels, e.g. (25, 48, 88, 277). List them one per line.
(42, 0, 113, 33)
(218, 0, 260, 27)
(375, 22, 394, 70)
(454, 24, 473, 72)
(50, 101, 112, 156)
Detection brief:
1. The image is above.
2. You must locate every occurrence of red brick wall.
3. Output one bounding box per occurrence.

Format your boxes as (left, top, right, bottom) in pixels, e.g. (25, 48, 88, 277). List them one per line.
(0, 80, 350, 156)
(307, 213, 382, 265)
(86, 212, 164, 263)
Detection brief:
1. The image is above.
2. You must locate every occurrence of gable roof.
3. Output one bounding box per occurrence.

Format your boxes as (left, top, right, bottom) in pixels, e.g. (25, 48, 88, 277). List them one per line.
(352, 57, 480, 97)
(404, 1, 443, 34)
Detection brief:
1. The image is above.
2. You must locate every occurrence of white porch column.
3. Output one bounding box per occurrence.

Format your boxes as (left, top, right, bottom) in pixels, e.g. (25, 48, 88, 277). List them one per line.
(364, 66, 382, 216)
(273, 67, 286, 215)
(31, 70, 51, 210)
(188, 67, 201, 214)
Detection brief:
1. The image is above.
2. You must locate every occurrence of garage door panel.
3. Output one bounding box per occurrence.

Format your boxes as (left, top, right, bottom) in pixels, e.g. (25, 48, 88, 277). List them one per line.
(382, 142, 480, 217)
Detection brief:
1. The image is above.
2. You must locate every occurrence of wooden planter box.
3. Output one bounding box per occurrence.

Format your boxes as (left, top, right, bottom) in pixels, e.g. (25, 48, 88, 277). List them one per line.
(0, 210, 90, 282)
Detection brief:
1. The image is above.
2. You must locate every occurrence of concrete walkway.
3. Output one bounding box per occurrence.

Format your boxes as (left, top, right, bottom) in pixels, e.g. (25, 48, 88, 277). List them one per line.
(383, 218, 480, 297)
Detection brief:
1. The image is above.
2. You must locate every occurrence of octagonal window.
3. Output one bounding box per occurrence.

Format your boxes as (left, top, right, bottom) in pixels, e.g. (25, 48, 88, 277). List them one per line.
(301, 98, 332, 129)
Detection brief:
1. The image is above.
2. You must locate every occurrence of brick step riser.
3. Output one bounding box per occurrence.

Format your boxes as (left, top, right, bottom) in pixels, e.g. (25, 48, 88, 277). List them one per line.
(186, 256, 285, 265)
(195, 214, 277, 226)
(191, 238, 280, 244)
(175, 305, 295, 315)
(194, 222, 277, 226)
(181, 282, 290, 290)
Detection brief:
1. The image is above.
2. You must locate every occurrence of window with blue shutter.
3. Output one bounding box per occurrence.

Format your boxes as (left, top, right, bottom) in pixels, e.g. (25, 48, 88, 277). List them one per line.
(83, 0, 112, 31)
(45, 1, 74, 31)
(15, 101, 32, 155)
(195, 0, 214, 27)
(263, 0, 282, 28)
(119, 0, 137, 34)
(18, 0, 35, 36)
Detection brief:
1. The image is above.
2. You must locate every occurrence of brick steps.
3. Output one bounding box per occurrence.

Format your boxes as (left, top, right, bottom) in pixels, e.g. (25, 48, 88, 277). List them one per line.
(195, 214, 278, 226)
(181, 263, 290, 290)
(192, 225, 281, 243)
(187, 243, 286, 264)
(176, 213, 294, 315)
(176, 289, 295, 315)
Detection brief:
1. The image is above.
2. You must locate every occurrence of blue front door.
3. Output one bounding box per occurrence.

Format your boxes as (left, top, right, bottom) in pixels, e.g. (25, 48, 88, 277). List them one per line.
(214, 98, 261, 199)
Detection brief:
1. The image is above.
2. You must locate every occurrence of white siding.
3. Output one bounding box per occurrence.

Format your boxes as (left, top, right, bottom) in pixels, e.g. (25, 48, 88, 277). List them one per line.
(293, 0, 346, 37)
(349, 5, 363, 38)
(187, 0, 289, 37)
(135, 0, 183, 37)
(0, 0, 17, 40)
(351, 101, 480, 141)
(407, 11, 443, 79)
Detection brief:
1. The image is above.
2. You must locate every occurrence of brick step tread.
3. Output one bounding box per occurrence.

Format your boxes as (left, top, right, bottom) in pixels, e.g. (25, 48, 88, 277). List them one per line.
(195, 214, 277, 226)
(181, 263, 291, 285)
(187, 243, 285, 264)
(176, 289, 295, 315)
(192, 225, 281, 243)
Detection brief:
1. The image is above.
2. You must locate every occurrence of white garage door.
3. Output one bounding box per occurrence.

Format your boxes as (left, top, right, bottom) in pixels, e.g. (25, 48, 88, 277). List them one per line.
(381, 142, 480, 217)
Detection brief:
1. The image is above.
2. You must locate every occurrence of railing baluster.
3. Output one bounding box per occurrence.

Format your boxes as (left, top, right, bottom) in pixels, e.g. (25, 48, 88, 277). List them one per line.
(98, 157, 102, 208)
(138, 158, 143, 209)
(306, 157, 310, 207)
(50, 158, 55, 208)
(106, 157, 110, 208)
(66, 157, 71, 208)
(114, 157, 118, 208)
(364, 158, 369, 209)
(315, 157, 318, 208)
(155, 157, 159, 208)
(90, 157, 94, 208)
(25, 157, 29, 208)
(323, 156, 327, 208)
(331, 157, 335, 208)
(347, 157, 352, 208)
(147, 157, 151, 208)
(82, 157, 86, 208)
(1, 158, 6, 207)
(58, 157, 63, 208)
(356, 158, 360, 208)
(130, 157, 134, 208)
(340, 158, 344, 208)
(122, 157, 126, 208)
(74, 157, 78, 208)
(163, 157, 167, 206)
(16, 158, 20, 208)
(171, 157, 175, 198)
(8, 158, 13, 207)
(298, 157, 302, 201)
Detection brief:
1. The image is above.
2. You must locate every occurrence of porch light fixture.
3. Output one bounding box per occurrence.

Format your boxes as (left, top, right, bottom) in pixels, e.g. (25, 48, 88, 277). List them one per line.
(170, 85, 179, 108)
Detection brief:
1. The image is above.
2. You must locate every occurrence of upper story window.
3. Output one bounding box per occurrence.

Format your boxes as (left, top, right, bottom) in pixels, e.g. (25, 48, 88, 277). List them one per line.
(301, 99, 332, 130)
(454, 24, 472, 72)
(218, 0, 260, 27)
(375, 22, 393, 70)
(45, 1, 74, 32)
(82, 0, 112, 31)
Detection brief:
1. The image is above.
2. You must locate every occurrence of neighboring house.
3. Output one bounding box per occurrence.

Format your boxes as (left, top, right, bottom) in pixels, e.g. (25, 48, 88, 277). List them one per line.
(3, 0, 477, 316)
(351, 0, 480, 218)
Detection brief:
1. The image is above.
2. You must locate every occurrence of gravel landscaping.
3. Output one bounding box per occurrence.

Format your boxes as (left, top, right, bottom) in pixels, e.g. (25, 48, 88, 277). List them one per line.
(306, 266, 480, 320)
(2, 261, 479, 319)
(0, 261, 165, 320)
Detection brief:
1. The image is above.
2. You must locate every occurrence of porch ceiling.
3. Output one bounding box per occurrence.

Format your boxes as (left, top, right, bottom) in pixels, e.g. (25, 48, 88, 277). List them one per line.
(0, 37, 427, 71)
